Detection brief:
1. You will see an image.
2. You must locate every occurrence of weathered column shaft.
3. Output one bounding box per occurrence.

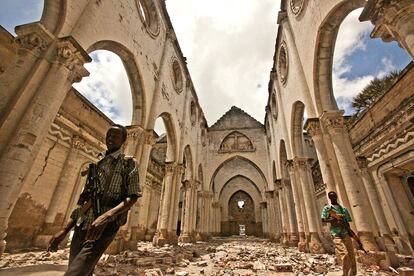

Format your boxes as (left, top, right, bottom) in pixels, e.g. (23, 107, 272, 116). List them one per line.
(321, 110, 378, 251)
(178, 181, 192, 242)
(304, 118, 336, 195)
(284, 180, 298, 245)
(0, 36, 90, 256)
(265, 190, 278, 241)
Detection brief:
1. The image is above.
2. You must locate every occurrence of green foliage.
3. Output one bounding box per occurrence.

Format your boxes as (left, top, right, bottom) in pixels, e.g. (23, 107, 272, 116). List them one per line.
(352, 70, 401, 116)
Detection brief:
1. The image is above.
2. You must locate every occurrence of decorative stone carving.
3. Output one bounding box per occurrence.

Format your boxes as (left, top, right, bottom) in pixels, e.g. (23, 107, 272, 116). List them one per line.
(320, 110, 345, 131)
(15, 23, 54, 55)
(311, 161, 325, 194)
(290, 0, 307, 16)
(164, 162, 176, 174)
(171, 58, 183, 94)
(219, 131, 255, 153)
(304, 118, 321, 137)
(143, 130, 157, 145)
(127, 126, 144, 140)
(356, 156, 369, 170)
(294, 157, 313, 170)
(265, 190, 275, 199)
(277, 42, 289, 85)
(136, 0, 160, 38)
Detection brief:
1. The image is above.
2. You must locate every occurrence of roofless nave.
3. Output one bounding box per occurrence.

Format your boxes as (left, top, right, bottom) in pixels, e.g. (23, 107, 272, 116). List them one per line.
(0, 0, 413, 263)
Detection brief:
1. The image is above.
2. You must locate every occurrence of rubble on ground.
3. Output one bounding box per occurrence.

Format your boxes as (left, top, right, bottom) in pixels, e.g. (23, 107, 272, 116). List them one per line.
(1, 236, 413, 275)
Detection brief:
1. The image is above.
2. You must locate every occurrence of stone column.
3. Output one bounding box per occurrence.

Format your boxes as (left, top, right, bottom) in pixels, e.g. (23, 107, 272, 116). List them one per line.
(153, 162, 176, 246)
(286, 160, 307, 251)
(360, 0, 414, 60)
(274, 182, 289, 245)
(212, 202, 220, 235)
(41, 136, 84, 234)
(128, 130, 156, 242)
(204, 192, 213, 238)
(265, 190, 278, 241)
(356, 157, 394, 248)
(178, 180, 192, 243)
(260, 202, 269, 238)
(320, 110, 378, 251)
(190, 181, 199, 241)
(294, 157, 325, 253)
(0, 36, 90, 256)
(304, 118, 336, 195)
(0, 23, 54, 152)
(168, 164, 184, 244)
(283, 179, 299, 246)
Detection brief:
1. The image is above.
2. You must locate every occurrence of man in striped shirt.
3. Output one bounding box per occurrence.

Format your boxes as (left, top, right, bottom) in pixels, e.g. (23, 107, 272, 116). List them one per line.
(48, 124, 141, 276)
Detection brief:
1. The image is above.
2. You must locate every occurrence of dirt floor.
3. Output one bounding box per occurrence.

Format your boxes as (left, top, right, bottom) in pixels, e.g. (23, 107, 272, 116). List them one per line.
(1, 236, 413, 275)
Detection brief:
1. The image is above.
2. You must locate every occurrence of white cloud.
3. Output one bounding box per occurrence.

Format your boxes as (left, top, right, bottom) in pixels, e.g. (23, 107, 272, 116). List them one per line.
(72, 50, 133, 125)
(166, 0, 280, 125)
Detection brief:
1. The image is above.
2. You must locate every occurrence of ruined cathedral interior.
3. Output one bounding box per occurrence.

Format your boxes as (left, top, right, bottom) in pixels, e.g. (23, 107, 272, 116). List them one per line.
(0, 0, 414, 275)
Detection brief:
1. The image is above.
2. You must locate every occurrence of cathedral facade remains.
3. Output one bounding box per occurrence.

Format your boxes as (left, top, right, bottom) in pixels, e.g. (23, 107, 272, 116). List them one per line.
(0, 0, 413, 258)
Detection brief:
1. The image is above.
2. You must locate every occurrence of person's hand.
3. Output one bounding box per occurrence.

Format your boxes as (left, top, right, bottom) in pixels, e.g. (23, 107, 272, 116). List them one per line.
(86, 214, 111, 241)
(47, 230, 67, 252)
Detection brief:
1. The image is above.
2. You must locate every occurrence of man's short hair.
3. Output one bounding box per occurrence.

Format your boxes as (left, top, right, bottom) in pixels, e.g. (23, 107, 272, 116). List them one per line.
(328, 191, 337, 197)
(111, 124, 128, 142)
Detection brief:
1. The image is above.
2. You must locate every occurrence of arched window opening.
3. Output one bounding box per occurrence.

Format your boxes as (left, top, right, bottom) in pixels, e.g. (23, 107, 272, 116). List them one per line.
(73, 50, 133, 125)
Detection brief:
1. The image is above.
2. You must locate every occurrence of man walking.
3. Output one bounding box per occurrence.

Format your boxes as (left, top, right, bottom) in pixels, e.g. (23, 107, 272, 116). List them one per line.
(48, 124, 141, 276)
(321, 191, 357, 276)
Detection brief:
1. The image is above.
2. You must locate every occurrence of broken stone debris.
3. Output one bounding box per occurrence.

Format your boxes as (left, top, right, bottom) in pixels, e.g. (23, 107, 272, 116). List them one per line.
(0, 237, 412, 275)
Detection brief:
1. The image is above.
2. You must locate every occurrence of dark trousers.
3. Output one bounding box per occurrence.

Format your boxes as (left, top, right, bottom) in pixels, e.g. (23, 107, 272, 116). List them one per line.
(65, 223, 119, 276)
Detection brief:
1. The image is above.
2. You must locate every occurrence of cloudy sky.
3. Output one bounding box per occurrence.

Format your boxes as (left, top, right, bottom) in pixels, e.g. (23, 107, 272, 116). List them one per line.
(1, 0, 410, 127)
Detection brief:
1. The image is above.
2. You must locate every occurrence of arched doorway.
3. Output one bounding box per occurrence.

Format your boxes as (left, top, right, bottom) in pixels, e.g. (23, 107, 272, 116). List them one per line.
(228, 191, 256, 236)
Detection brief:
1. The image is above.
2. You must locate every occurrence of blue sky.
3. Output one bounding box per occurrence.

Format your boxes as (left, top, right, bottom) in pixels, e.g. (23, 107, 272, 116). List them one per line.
(0, 1, 411, 123)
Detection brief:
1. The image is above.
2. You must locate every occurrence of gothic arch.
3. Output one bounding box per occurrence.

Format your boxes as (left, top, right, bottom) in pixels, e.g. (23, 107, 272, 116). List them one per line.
(291, 101, 305, 157)
(153, 112, 178, 163)
(218, 175, 262, 199)
(313, 0, 366, 114)
(40, 0, 65, 35)
(219, 131, 255, 153)
(279, 139, 290, 179)
(87, 40, 146, 126)
(209, 155, 267, 193)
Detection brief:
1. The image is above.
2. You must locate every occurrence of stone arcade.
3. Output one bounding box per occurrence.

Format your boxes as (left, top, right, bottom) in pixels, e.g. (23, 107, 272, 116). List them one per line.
(0, 0, 414, 268)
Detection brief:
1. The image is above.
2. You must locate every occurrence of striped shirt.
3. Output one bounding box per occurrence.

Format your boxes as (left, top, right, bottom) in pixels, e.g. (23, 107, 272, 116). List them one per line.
(71, 149, 141, 230)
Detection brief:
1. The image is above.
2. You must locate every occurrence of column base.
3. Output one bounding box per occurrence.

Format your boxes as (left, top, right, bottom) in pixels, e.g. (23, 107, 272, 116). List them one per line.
(0, 239, 6, 257)
(298, 232, 307, 252)
(359, 231, 379, 252)
(196, 232, 203, 241)
(282, 233, 289, 246)
(308, 232, 325, 254)
(152, 230, 168, 246)
(289, 233, 299, 247)
(178, 233, 192, 243)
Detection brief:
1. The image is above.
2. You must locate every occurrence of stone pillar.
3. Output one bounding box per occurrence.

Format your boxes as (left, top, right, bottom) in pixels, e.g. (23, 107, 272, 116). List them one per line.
(178, 180, 192, 243)
(294, 157, 325, 253)
(274, 182, 289, 245)
(260, 202, 269, 238)
(190, 181, 199, 241)
(41, 137, 84, 234)
(265, 190, 278, 241)
(204, 192, 213, 238)
(304, 118, 336, 195)
(0, 35, 90, 256)
(212, 202, 220, 235)
(360, 0, 414, 60)
(283, 179, 299, 246)
(356, 157, 394, 249)
(320, 110, 378, 251)
(286, 160, 307, 251)
(168, 164, 184, 244)
(128, 130, 156, 242)
(153, 162, 176, 246)
(0, 23, 54, 152)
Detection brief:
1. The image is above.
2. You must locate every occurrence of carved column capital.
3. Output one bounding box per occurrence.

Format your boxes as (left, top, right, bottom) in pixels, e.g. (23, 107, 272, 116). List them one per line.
(127, 125, 144, 140)
(285, 159, 295, 173)
(293, 156, 313, 170)
(143, 129, 157, 145)
(55, 37, 91, 83)
(274, 179, 283, 190)
(212, 202, 220, 208)
(164, 162, 176, 174)
(265, 190, 275, 199)
(175, 163, 185, 175)
(356, 156, 369, 170)
(15, 22, 54, 55)
(260, 202, 267, 208)
(320, 110, 345, 131)
(304, 118, 322, 137)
